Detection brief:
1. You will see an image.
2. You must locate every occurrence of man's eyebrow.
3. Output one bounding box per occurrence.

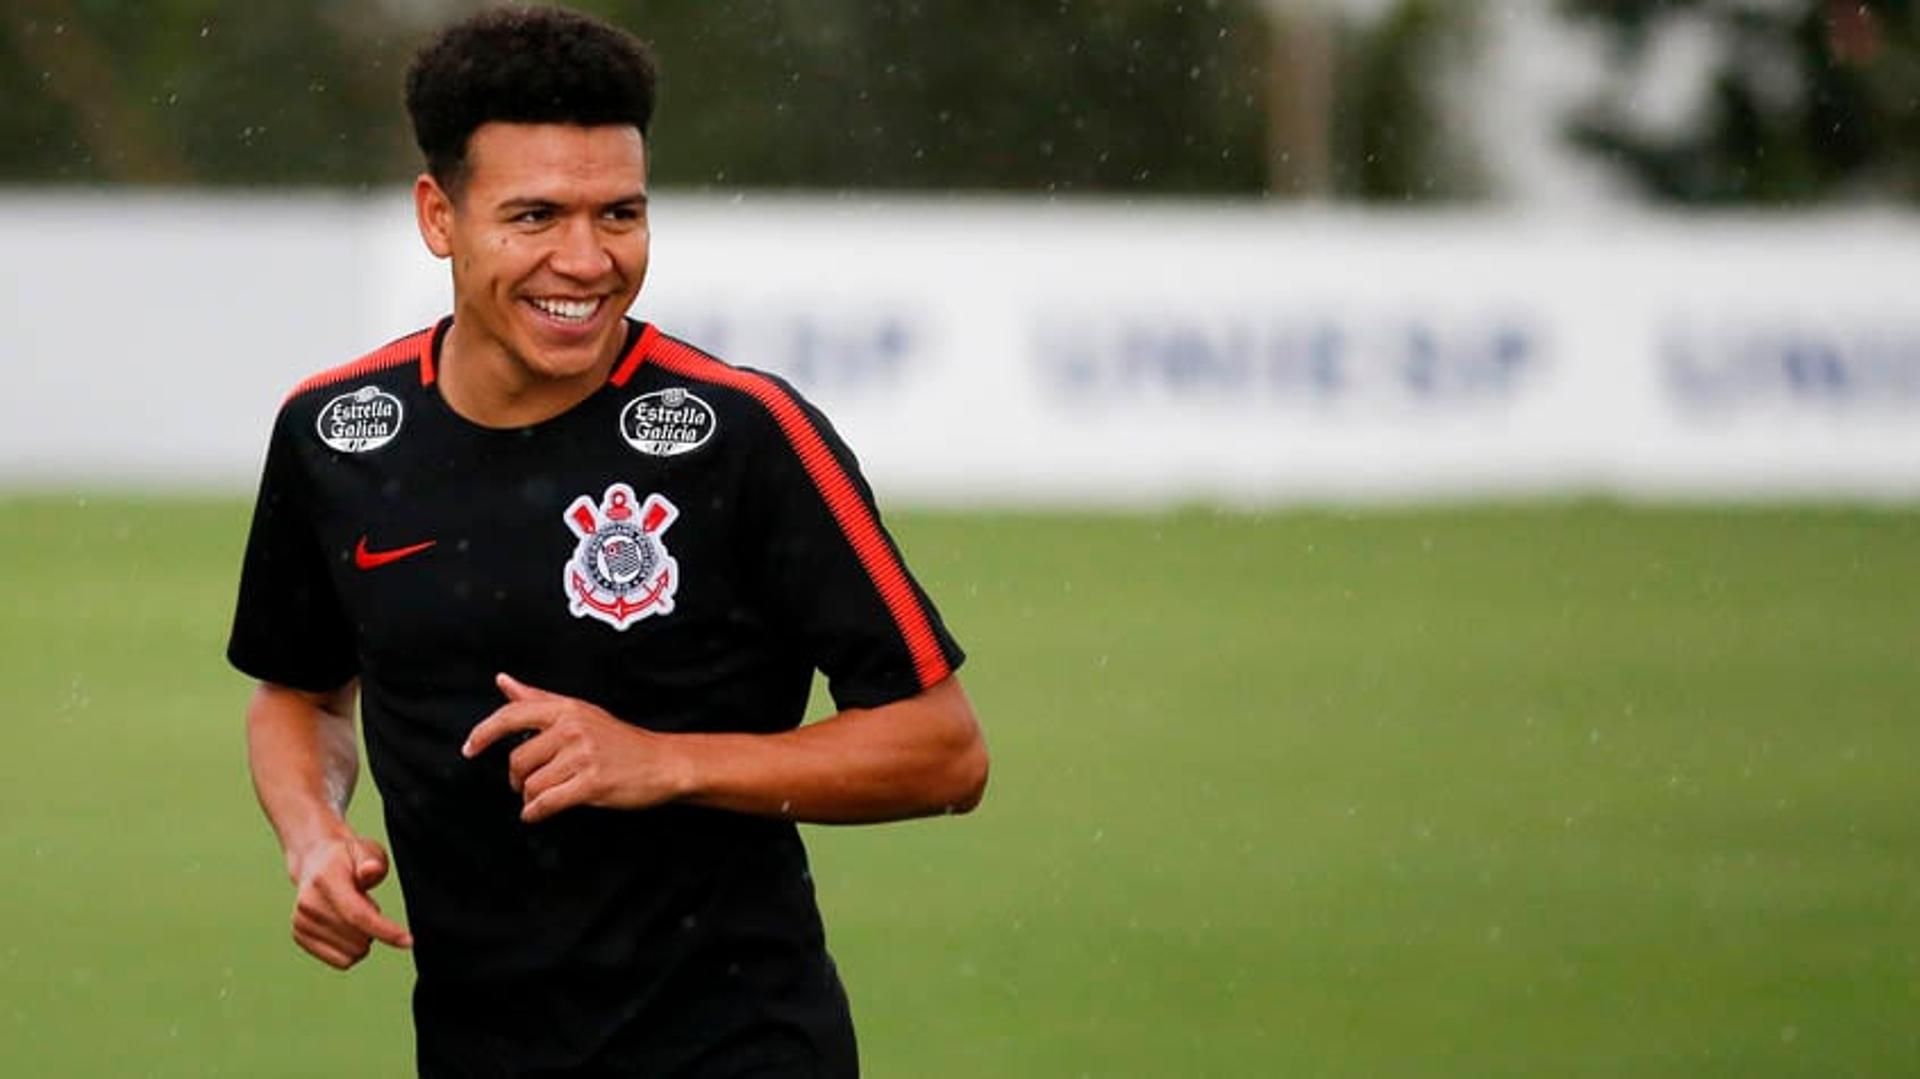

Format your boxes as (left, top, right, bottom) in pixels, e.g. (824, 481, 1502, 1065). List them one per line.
(494, 193, 649, 211)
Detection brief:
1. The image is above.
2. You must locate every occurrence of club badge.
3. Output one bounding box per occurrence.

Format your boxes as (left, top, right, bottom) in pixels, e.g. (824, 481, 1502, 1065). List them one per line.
(561, 483, 680, 630)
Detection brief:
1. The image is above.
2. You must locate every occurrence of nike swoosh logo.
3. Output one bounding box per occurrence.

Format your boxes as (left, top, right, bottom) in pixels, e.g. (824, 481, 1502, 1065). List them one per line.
(354, 536, 437, 570)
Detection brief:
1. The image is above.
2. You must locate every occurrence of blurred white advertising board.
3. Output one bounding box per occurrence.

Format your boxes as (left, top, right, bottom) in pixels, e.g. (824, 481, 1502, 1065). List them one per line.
(3, 192, 1918, 504)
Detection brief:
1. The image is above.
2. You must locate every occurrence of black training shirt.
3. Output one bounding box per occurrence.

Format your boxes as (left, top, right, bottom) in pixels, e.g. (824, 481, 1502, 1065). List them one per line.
(229, 318, 965, 1077)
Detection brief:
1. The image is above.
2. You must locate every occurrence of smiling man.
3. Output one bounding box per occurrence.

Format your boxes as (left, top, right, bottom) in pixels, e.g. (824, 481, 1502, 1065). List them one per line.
(227, 8, 986, 1077)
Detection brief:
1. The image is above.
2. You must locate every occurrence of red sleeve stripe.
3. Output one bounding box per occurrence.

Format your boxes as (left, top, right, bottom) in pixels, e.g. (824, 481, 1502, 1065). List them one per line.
(646, 335, 953, 689)
(607, 322, 661, 387)
(284, 327, 435, 402)
(418, 319, 444, 386)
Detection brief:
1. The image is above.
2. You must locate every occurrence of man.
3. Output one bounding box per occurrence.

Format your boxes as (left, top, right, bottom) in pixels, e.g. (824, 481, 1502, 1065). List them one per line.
(227, 7, 986, 1076)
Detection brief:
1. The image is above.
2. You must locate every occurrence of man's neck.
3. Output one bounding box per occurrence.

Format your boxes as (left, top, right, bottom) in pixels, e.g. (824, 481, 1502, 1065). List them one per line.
(436, 320, 620, 429)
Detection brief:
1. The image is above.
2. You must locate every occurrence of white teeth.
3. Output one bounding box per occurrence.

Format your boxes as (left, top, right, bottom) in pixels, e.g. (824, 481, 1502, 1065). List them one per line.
(531, 297, 598, 322)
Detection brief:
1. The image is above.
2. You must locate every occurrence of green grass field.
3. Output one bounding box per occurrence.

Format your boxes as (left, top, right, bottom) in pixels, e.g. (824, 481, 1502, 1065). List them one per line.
(2, 496, 1916, 1076)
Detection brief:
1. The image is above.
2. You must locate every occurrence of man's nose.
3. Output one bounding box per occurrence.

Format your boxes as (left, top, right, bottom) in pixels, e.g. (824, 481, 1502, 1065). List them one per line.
(549, 216, 614, 279)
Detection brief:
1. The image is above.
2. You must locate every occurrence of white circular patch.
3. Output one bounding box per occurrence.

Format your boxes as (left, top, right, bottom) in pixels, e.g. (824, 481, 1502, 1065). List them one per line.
(619, 388, 717, 457)
(317, 385, 404, 453)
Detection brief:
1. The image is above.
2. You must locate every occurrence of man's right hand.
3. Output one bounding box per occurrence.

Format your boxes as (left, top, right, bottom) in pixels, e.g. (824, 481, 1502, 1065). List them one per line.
(288, 834, 413, 969)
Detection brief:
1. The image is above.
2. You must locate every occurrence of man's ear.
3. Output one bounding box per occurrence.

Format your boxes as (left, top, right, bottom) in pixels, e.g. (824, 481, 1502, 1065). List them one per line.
(415, 173, 455, 260)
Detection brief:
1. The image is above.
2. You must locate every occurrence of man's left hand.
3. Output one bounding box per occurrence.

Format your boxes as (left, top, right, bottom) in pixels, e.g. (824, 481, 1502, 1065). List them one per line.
(463, 673, 692, 822)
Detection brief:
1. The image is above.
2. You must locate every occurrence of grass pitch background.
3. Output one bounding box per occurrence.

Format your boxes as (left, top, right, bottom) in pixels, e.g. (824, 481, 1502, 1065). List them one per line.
(1, 496, 1916, 1076)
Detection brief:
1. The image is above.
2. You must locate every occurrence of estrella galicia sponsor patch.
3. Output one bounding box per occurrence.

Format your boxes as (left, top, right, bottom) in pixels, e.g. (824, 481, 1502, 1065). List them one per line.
(316, 385, 404, 453)
(562, 483, 680, 631)
(619, 388, 717, 457)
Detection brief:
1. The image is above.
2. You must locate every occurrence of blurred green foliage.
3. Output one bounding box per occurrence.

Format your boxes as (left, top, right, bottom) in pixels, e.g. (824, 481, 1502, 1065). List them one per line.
(0, 0, 417, 185)
(0, 0, 1487, 199)
(1564, 0, 1920, 204)
(621, 0, 1273, 194)
(1333, 0, 1485, 201)
(14, 1, 1919, 203)
(0, 0, 1273, 193)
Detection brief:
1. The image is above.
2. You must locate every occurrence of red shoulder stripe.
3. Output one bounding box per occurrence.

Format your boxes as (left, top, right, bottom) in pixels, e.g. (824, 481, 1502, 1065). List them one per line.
(647, 335, 953, 690)
(284, 327, 436, 403)
(608, 322, 660, 387)
(418, 320, 441, 386)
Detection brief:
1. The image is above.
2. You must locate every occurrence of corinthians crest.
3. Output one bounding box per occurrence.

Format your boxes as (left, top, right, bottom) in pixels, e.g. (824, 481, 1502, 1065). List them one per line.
(561, 483, 681, 630)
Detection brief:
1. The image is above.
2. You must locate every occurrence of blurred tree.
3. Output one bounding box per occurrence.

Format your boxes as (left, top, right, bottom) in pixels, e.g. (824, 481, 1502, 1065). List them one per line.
(1562, 0, 1920, 204)
(0, 0, 417, 184)
(599, 0, 1275, 194)
(0, 0, 1481, 201)
(1259, 0, 1485, 201)
(1262, 0, 1336, 195)
(1331, 0, 1485, 200)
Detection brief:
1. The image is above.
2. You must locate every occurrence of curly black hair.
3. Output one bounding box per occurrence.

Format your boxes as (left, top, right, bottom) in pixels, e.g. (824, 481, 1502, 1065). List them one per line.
(405, 5, 658, 194)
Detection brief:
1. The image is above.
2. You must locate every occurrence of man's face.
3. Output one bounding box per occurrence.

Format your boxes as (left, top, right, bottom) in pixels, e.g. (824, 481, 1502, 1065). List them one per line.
(415, 122, 650, 383)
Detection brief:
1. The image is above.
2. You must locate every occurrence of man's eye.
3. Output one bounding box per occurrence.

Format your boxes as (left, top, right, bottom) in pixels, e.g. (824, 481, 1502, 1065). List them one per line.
(604, 206, 642, 222)
(512, 209, 552, 224)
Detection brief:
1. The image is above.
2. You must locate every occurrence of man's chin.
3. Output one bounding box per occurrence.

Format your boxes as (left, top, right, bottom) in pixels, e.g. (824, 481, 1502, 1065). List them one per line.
(511, 321, 624, 379)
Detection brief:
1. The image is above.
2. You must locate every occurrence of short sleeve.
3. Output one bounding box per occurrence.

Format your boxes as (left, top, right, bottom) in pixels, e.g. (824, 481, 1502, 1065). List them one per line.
(741, 378, 965, 711)
(226, 406, 357, 692)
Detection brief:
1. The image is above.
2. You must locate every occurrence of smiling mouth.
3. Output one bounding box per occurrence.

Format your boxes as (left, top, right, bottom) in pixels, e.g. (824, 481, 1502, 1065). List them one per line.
(527, 296, 603, 324)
